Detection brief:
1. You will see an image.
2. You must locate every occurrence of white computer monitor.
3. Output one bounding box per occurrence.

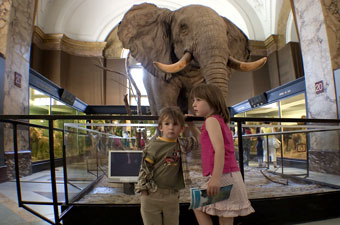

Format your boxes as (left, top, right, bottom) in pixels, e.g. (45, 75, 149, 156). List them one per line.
(108, 150, 143, 183)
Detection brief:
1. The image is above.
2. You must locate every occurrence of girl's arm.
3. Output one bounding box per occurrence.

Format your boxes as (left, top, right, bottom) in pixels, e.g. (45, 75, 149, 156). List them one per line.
(205, 117, 225, 197)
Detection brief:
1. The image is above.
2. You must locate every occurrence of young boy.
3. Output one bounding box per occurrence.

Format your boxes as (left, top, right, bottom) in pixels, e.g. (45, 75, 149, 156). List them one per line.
(135, 106, 198, 225)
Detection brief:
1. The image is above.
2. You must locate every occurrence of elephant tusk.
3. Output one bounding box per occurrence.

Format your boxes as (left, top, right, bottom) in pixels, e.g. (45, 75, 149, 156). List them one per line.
(153, 52, 192, 73)
(228, 56, 267, 72)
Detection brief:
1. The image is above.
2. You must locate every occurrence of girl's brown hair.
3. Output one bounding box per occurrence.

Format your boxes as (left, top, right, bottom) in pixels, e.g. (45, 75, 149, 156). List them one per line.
(158, 106, 185, 127)
(190, 84, 230, 123)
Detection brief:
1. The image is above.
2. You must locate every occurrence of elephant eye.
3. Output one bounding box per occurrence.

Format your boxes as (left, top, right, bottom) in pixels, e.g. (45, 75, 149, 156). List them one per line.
(180, 24, 188, 34)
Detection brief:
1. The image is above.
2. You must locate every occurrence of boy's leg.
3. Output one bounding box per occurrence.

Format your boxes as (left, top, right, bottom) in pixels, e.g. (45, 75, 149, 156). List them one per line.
(162, 191, 180, 225)
(140, 194, 162, 225)
(193, 209, 213, 225)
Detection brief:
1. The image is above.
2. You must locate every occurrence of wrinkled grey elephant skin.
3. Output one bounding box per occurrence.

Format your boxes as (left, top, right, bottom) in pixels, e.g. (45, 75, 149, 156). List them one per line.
(118, 3, 265, 115)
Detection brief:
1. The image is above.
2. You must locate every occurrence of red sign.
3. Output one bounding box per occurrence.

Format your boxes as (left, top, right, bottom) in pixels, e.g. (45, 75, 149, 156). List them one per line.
(315, 80, 324, 94)
(14, 72, 22, 88)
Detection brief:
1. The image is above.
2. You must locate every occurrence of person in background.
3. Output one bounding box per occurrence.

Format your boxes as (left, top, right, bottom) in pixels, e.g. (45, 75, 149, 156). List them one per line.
(242, 126, 252, 167)
(140, 135, 145, 149)
(256, 127, 264, 167)
(190, 84, 254, 225)
(135, 106, 199, 225)
(260, 122, 277, 168)
(123, 130, 130, 149)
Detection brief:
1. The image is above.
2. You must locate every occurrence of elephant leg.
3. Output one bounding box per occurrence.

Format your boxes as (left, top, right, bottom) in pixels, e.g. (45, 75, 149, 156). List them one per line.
(143, 70, 158, 115)
(151, 76, 181, 114)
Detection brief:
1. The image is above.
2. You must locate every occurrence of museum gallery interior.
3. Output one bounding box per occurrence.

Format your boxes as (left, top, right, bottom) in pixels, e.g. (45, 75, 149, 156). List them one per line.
(0, 0, 340, 225)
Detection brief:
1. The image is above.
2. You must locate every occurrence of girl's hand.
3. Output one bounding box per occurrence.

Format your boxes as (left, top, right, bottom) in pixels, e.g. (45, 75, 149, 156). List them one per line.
(207, 177, 221, 197)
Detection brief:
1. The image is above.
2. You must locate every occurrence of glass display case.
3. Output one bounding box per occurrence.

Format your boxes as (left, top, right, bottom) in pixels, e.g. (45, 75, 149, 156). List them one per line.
(232, 93, 307, 167)
(279, 93, 307, 160)
(64, 120, 158, 200)
(29, 88, 50, 161)
(29, 87, 86, 162)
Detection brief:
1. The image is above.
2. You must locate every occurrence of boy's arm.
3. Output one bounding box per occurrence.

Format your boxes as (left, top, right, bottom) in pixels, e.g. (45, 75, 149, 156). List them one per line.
(184, 115, 201, 144)
(186, 122, 201, 145)
(135, 150, 156, 194)
(179, 133, 200, 153)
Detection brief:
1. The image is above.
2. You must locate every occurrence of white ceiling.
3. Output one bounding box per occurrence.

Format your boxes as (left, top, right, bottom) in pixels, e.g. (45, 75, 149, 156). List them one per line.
(35, 0, 297, 43)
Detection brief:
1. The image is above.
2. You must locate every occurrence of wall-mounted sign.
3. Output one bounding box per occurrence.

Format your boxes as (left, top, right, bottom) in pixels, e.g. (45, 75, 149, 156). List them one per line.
(14, 72, 22, 88)
(334, 69, 340, 119)
(314, 80, 324, 94)
(278, 89, 292, 97)
(60, 88, 76, 106)
(248, 93, 267, 108)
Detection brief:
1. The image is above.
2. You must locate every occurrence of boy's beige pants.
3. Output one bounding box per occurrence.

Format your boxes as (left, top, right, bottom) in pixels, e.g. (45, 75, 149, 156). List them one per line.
(141, 188, 180, 225)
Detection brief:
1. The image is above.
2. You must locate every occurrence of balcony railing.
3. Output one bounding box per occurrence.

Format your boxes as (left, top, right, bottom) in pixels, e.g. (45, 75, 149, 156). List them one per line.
(1, 115, 340, 225)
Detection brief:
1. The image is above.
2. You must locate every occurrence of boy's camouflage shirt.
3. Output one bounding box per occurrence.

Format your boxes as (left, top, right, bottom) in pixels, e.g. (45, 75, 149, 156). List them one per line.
(135, 136, 198, 193)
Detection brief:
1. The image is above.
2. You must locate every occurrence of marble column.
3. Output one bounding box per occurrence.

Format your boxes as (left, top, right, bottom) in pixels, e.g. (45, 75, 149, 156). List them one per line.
(0, 0, 11, 56)
(0, 0, 12, 171)
(292, 0, 339, 174)
(4, 0, 35, 116)
(321, 0, 340, 70)
(0, 0, 36, 179)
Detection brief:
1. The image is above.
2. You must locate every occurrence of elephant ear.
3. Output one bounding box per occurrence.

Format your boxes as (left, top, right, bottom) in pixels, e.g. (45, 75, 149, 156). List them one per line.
(118, 3, 173, 81)
(222, 17, 250, 61)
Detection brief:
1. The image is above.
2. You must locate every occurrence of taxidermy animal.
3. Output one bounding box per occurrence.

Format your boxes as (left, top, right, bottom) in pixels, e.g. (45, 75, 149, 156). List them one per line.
(118, 3, 266, 115)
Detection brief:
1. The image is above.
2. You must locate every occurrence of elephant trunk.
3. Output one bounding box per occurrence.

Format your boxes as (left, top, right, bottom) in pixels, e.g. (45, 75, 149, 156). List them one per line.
(199, 56, 230, 103)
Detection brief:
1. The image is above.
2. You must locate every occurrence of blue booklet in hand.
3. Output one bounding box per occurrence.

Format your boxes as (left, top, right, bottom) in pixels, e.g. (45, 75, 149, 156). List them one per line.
(189, 185, 233, 209)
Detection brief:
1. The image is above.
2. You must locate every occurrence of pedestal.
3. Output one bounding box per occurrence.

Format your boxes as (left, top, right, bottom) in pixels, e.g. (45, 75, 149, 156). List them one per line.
(123, 183, 135, 195)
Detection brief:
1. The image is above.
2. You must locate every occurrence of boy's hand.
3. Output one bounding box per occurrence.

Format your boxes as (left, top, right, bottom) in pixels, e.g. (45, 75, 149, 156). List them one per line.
(141, 190, 148, 196)
(185, 113, 195, 118)
(184, 114, 202, 143)
(185, 114, 205, 122)
(185, 114, 195, 126)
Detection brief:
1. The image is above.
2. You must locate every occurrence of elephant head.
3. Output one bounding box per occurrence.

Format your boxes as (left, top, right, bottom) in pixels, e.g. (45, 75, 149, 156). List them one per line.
(118, 3, 266, 115)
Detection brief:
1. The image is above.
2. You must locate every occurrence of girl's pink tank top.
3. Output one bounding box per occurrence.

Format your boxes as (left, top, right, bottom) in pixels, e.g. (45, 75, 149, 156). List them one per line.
(200, 115, 240, 176)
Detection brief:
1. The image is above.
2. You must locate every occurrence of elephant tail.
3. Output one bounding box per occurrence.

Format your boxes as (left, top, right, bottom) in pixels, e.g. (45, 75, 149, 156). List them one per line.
(228, 56, 267, 72)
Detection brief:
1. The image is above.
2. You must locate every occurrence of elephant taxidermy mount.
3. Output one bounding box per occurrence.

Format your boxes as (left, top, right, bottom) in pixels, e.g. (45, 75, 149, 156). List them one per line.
(118, 3, 267, 115)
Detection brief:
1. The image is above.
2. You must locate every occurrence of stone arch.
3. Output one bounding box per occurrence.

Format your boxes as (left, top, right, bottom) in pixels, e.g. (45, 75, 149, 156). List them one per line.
(104, 26, 123, 58)
(276, 0, 298, 49)
(286, 11, 299, 43)
(228, 0, 265, 40)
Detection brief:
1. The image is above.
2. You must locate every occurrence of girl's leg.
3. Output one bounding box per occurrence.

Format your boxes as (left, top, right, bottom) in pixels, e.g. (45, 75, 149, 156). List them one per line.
(193, 209, 213, 225)
(219, 216, 234, 225)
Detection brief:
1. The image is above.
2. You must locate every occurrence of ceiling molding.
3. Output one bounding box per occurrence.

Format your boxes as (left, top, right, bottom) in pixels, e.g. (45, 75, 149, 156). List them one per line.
(35, 0, 273, 42)
(32, 26, 107, 57)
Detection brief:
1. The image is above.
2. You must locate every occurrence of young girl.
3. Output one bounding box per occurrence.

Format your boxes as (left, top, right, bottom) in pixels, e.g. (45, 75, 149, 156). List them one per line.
(190, 84, 254, 225)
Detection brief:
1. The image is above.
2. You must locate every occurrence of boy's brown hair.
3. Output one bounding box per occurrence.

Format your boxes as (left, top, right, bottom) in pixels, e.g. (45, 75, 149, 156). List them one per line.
(158, 106, 185, 128)
(190, 83, 230, 123)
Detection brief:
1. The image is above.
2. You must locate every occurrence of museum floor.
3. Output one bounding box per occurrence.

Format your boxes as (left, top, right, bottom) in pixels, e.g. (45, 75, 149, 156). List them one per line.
(0, 164, 340, 225)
